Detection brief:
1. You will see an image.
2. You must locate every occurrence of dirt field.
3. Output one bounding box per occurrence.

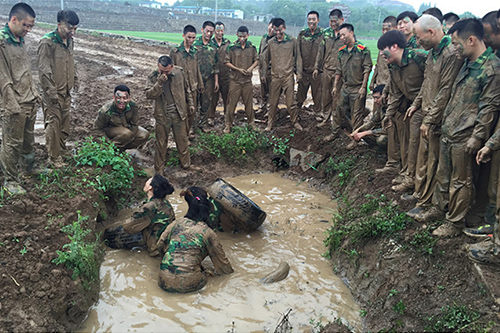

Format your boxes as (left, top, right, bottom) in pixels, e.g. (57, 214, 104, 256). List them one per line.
(0, 27, 499, 332)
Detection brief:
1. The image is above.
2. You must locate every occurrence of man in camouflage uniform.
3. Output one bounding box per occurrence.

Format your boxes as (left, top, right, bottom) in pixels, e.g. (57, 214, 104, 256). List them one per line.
(314, 9, 344, 132)
(37, 10, 79, 168)
(261, 18, 303, 132)
(0, 3, 39, 195)
(406, 15, 463, 218)
(332, 23, 372, 137)
(224, 26, 258, 133)
(93, 85, 149, 150)
(296, 11, 323, 118)
(258, 18, 275, 114)
(193, 21, 219, 131)
(416, 19, 500, 238)
(397, 11, 419, 49)
(170, 25, 203, 135)
(208, 21, 230, 127)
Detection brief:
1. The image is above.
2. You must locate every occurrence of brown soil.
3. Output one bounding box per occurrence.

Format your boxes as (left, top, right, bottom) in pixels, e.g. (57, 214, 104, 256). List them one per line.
(0, 27, 498, 332)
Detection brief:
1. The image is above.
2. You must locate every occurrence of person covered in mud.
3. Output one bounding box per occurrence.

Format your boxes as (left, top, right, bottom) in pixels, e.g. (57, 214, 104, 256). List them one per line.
(157, 187, 234, 293)
(93, 85, 150, 150)
(37, 10, 79, 169)
(0, 3, 40, 195)
(258, 18, 275, 115)
(122, 175, 176, 257)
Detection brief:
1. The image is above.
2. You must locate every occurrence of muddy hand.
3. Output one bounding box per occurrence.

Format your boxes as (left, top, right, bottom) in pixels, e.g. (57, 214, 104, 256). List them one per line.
(476, 146, 492, 165)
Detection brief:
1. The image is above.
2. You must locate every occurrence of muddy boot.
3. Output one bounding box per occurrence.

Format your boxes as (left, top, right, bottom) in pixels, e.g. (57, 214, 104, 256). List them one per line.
(432, 222, 462, 237)
(400, 194, 416, 203)
(391, 178, 414, 192)
(3, 180, 26, 195)
(468, 244, 500, 266)
(407, 206, 426, 218)
(391, 175, 404, 184)
(414, 206, 444, 223)
(375, 165, 399, 174)
(293, 122, 303, 131)
(49, 156, 67, 169)
(223, 126, 231, 134)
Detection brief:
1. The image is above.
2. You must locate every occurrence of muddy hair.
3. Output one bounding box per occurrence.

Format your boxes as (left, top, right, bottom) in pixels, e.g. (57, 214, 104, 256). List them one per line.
(150, 175, 174, 199)
(180, 187, 211, 223)
(57, 10, 79, 25)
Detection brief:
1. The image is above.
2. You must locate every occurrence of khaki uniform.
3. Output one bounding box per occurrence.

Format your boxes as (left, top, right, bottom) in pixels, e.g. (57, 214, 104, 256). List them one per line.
(314, 28, 343, 121)
(170, 43, 203, 132)
(258, 33, 273, 109)
(386, 48, 427, 179)
(224, 40, 258, 129)
(193, 36, 219, 129)
(334, 42, 372, 132)
(37, 30, 77, 163)
(0, 24, 39, 181)
(209, 37, 230, 120)
(410, 35, 463, 207)
(432, 48, 500, 226)
(261, 33, 302, 128)
(157, 217, 234, 293)
(296, 27, 323, 114)
(123, 197, 175, 256)
(145, 66, 193, 172)
(356, 104, 388, 148)
(93, 101, 149, 149)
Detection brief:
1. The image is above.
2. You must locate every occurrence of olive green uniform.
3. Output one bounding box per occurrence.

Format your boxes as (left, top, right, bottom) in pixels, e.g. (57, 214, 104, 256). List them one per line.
(145, 66, 193, 173)
(93, 100, 149, 149)
(258, 33, 273, 110)
(123, 197, 175, 257)
(0, 24, 40, 181)
(296, 27, 323, 114)
(209, 37, 230, 121)
(432, 48, 500, 226)
(356, 103, 388, 148)
(224, 40, 258, 129)
(157, 217, 233, 293)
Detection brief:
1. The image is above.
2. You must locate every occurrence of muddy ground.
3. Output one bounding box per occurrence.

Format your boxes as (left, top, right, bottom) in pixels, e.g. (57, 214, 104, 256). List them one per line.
(0, 27, 499, 332)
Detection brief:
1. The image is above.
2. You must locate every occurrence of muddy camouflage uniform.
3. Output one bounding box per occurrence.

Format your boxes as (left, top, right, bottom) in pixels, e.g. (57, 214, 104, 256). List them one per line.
(123, 197, 175, 256)
(407, 35, 419, 49)
(410, 35, 463, 207)
(314, 28, 344, 121)
(334, 41, 372, 132)
(157, 217, 234, 293)
(37, 29, 78, 165)
(170, 43, 203, 132)
(261, 33, 302, 128)
(0, 24, 40, 181)
(432, 48, 500, 226)
(209, 37, 230, 121)
(93, 100, 149, 149)
(193, 36, 219, 129)
(258, 33, 273, 110)
(145, 66, 193, 173)
(356, 103, 388, 148)
(296, 27, 323, 114)
(224, 40, 258, 130)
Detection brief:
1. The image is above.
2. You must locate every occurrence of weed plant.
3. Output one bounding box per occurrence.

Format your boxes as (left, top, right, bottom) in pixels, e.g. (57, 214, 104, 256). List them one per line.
(324, 156, 356, 186)
(410, 229, 438, 255)
(424, 302, 481, 332)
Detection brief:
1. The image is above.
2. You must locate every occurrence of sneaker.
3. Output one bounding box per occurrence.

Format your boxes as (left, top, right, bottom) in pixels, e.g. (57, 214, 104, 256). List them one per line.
(468, 246, 500, 266)
(293, 122, 303, 131)
(466, 238, 494, 252)
(3, 181, 26, 195)
(414, 206, 444, 223)
(432, 222, 462, 237)
(463, 224, 495, 238)
(375, 165, 398, 174)
(407, 206, 426, 218)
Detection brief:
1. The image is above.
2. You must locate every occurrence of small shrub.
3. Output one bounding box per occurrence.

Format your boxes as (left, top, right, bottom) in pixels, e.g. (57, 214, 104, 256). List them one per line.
(265, 131, 294, 155)
(393, 300, 406, 315)
(324, 156, 356, 186)
(425, 302, 480, 332)
(410, 229, 438, 255)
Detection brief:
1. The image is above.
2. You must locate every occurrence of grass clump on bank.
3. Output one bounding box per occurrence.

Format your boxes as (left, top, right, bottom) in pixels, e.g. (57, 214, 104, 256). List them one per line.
(424, 302, 485, 332)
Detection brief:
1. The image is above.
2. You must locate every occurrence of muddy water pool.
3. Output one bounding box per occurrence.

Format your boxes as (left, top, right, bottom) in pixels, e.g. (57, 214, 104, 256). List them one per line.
(80, 173, 361, 332)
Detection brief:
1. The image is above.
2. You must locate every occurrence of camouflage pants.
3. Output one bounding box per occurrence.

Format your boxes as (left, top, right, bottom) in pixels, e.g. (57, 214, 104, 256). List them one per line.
(334, 85, 368, 133)
(268, 74, 298, 127)
(42, 94, 71, 162)
(209, 77, 229, 119)
(385, 109, 403, 170)
(321, 69, 340, 121)
(104, 126, 149, 149)
(406, 109, 423, 183)
(198, 76, 215, 129)
(414, 126, 440, 207)
(225, 80, 254, 129)
(0, 103, 36, 181)
(158, 268, 206, 293)
(185, 90, 198, 133)
(296, 70, 322, 114)
(259, 70, 271, 109)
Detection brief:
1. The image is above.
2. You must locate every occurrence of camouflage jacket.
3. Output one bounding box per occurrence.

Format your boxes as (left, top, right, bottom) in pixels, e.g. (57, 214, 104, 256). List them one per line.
(357, 104, 387, 135)
(336, 41, 373, 88)
(297, 27, 323, 73)
(386, 48, 427, 117)
(0, 24, 39, 114)
(411, 35, 463, 126)
(37, 29, 77, 98)
(371, 48, 390, 89)
(225, 40, 258, 84)
(213, 37, 231, 81)
(158, 217, 233, 275)
(314, 27, 343, 72)
(93, 100, 139, 136)
(123, 197, 175, 256)
(193, 36, 219, 81)
(442, 47, 500, 143)
(261, 33, 302, 79)
(407, 35, 419, 49)
(169, 43, 203, 93)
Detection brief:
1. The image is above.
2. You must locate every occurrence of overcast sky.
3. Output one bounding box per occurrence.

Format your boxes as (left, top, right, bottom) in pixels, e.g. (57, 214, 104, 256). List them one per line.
(401, 0, 496, 17)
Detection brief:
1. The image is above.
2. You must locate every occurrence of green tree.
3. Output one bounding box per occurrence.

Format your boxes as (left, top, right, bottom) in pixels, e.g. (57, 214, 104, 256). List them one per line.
(417, 2, 431, 15)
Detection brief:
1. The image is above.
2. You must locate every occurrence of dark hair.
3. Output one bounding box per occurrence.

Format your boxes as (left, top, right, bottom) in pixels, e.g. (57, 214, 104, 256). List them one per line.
(9, 2, 35, 20)
(422, 7, 443, 23)
(482, 11, 500, 34)
(273, 18, 285, 28)
(158, 55, 173, 67)
(237, 26, 249, 34)
(443, 12, 460, 24)
(181, 187, 211, 223)
(57, 10, 79, 25)
(183, 24, 196, 35)
(329, 9, 343, 18)
(215, 21, 224, 27)
(397, 11, 418, 23)
(377, 29, 407, 49)
(383, 16, 397, 27)
(448, 18, 484, 41)
(114, 84, 130, 94)
(373, 84, 386, 94)
(307, 11, 319, 19)
(268, 17, 276, 25)
(339, 23, 354, 33)
(150, 175, 174, 199)
(202, 21, 215, 29)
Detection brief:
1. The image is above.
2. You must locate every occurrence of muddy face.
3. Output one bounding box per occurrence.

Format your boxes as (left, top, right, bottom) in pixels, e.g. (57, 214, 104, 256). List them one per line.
(113, 90, 130, 111)
(397, 17, 413, 37)
(329, 15, 343, 31)
(339, 27, 353, 46)
(215, 24, 224, 41)
(183, 31, 196, 47)
(202, 25, 214, 43)
(58, 21, 77, 40)
(451, 32, 467, 59)
(307, 13, 319, 32)
(382, 23, 393, 34)
(10, 15, 35, 39)
(413, 24, 433, 51)
(273, 24, 285, 40)
(237, 32, 248, 46)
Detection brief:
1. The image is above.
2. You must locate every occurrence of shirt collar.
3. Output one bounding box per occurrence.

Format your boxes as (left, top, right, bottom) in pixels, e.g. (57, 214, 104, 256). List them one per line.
(431, 34, 451, 60)
(466, 47, 493, 70)
(2, 23, 23, 45)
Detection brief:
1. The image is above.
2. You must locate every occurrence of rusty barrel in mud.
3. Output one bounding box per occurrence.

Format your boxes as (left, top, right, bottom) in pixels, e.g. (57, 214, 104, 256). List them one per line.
(208, 178, 266, 232)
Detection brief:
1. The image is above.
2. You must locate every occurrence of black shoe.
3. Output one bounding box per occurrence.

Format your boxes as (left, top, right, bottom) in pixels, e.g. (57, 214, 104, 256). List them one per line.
(407, 206, 426, 218)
